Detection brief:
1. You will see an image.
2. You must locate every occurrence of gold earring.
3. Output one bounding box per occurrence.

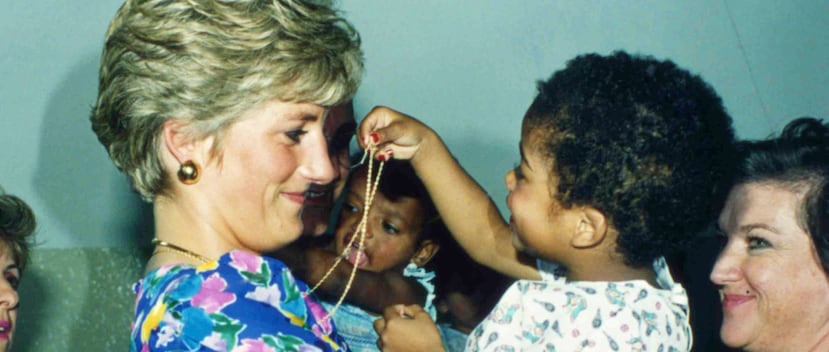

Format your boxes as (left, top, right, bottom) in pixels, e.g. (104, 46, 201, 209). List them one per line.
(177, 160, 201, 185)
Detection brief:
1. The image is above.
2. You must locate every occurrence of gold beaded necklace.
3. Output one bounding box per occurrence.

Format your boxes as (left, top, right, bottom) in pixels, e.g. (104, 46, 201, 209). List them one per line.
(307, 143, 385, 322)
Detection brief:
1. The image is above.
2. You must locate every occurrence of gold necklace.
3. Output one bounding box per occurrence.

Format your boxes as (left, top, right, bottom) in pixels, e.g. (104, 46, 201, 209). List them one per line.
(307, 143, 385, 322)
(151, 238, 212, 264)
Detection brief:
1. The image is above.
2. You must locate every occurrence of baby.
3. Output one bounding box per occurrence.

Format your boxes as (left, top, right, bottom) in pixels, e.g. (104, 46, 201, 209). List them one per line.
(284, 160, 471, 351)
(366, 51, 736, 351)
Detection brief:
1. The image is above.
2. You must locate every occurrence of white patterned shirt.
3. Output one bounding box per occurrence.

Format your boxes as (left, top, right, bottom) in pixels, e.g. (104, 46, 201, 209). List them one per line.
(465, 257, 691, 351)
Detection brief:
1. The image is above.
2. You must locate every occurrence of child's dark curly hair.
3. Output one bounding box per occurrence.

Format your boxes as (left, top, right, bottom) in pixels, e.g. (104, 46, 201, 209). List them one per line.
(524, 51, 736, 267)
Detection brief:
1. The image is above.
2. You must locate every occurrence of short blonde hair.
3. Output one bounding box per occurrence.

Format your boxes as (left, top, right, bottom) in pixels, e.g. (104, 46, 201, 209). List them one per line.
(91, 0, 363, 200)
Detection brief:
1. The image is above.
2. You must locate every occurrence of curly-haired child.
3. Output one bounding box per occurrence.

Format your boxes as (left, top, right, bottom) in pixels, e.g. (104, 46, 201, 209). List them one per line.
(366, 51, 736, 351)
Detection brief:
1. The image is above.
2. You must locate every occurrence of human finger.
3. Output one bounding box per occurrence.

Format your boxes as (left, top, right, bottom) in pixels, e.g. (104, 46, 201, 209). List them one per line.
(358, 106, 399, 149)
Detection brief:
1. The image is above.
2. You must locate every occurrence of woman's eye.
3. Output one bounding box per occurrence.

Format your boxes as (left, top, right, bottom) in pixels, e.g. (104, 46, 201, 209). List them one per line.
(4, 273, 19, 291)
(747, 236, 771, 250)
(285, 129, 307, 143)
(382, 221, 399, 235)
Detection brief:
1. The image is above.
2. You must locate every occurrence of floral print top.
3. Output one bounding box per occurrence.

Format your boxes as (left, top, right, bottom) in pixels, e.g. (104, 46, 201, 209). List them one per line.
(130, 250, 349, 352)
(466, 257, 691, 351)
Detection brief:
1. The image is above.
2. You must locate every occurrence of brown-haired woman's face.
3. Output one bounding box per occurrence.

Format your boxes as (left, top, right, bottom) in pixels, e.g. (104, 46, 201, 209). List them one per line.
(710, 182, 829, 351)
(0, 245, 19, 351)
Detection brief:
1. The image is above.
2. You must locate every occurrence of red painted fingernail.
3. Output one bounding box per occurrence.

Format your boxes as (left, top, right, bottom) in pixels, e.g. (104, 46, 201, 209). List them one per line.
(378, 153, 387, 162)
(370, 132, 380, 144)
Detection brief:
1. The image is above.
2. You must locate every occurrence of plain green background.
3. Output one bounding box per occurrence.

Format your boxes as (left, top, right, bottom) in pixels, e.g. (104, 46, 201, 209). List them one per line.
(2, 1, 827, 350)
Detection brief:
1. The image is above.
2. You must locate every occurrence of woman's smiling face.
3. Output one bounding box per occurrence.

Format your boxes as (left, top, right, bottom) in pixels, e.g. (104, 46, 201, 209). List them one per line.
(711, 182, 829, 351)
(195, 99, 337, 254)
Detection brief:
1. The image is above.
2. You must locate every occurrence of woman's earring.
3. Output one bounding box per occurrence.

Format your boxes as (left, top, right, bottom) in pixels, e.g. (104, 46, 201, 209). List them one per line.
(177, 160, 201, 185)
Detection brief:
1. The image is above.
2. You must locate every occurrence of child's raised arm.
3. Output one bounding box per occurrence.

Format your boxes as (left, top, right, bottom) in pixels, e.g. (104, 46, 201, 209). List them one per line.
(359, 107, 540, 280)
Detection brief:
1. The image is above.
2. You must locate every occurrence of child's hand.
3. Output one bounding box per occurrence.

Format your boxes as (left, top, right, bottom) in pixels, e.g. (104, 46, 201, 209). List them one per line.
(373, 304, 445, 352)
(358, 106, 437, 164)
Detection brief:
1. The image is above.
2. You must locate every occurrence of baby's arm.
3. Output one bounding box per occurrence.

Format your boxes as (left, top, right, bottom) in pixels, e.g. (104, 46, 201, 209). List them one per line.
(274, 242, 426, 313)
(359, 107, 540, 280)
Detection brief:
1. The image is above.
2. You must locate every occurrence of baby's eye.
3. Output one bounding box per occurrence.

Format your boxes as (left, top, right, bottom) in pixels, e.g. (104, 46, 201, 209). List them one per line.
(343, 202, 359, 214)
(382, 221, 399, 235)
(285, 129, 308, 143)
(747, 236, 771, 250)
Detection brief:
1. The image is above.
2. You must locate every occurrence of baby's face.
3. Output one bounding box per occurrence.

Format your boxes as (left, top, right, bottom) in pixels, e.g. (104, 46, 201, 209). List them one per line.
(334, 170, 425, 273)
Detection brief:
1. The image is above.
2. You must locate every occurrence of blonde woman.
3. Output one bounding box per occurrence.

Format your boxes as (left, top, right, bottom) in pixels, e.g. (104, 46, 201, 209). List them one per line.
(90, 0, 363, 350)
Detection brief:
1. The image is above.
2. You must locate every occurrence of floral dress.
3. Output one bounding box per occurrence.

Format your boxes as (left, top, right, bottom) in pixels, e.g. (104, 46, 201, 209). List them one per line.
(466, 257, 691, 351)
(131, 250, 348, 352)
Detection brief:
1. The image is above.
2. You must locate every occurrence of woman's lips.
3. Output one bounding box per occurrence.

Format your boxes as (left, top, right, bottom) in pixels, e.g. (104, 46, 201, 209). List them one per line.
(0, 320, 10, 340)
(721, 293, 755, 311)
(282, 191, 306, 204)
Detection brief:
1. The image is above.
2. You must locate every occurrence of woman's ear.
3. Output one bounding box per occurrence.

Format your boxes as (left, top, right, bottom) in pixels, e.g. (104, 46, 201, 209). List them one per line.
(570, 206, 608, 249)
(162, 119, 199, 164)
(410, 240, 440, 267)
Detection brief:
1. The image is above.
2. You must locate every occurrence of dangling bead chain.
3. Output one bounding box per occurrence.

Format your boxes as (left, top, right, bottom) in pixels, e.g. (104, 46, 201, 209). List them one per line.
(151, 238, 212, 265)
(308, 144, 385, 322)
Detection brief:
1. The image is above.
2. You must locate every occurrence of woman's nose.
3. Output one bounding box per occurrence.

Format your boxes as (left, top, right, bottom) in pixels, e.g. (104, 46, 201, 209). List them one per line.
(0, 278, 19, 310)
(710, 242, 741, 285)
(303, 134, 337, 185)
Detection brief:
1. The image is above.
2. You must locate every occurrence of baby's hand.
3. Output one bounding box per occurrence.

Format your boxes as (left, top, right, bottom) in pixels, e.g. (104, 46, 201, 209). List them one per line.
(358, 106, 438, 164)
(373, 304, 445, 352)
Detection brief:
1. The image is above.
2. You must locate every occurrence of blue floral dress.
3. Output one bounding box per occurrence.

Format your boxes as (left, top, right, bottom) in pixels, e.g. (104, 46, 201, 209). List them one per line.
(466, 257, 691, 351)
(131, 250, 349, 351)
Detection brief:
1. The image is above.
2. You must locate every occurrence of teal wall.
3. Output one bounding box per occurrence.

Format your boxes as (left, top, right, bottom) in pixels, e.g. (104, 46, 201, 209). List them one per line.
(1, 1, 827, 350)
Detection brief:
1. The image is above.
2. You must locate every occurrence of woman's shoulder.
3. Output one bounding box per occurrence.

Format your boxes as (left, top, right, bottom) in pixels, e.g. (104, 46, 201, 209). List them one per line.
(131, 250, 348, 351)
(135, 250, 314, 311)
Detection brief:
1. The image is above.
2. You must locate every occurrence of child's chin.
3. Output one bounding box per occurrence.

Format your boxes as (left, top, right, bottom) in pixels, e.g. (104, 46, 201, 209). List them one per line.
(510, 232, 527, 251)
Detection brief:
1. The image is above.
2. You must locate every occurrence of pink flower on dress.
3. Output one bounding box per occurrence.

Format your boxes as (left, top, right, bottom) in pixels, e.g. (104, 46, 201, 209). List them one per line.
(230, 250, 262, 273)
(192, 273, 236, 313)
(235, 339, 277, 352)
(306, 296, 333, 334)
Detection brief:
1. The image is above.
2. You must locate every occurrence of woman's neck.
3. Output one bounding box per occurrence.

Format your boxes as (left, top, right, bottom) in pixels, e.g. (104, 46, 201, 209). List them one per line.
(148, 195, 238, 271)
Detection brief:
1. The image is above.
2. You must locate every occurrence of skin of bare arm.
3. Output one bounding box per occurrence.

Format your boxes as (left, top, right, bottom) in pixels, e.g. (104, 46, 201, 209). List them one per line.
(273, 240, 426, 313)
(359, 106, 540, 280)
(373, 304, 446, 352)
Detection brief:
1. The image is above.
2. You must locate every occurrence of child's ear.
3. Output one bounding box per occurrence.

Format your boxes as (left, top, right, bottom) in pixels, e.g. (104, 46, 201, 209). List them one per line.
(410, 240, 440, 267)
(570, 207, 608, 249)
